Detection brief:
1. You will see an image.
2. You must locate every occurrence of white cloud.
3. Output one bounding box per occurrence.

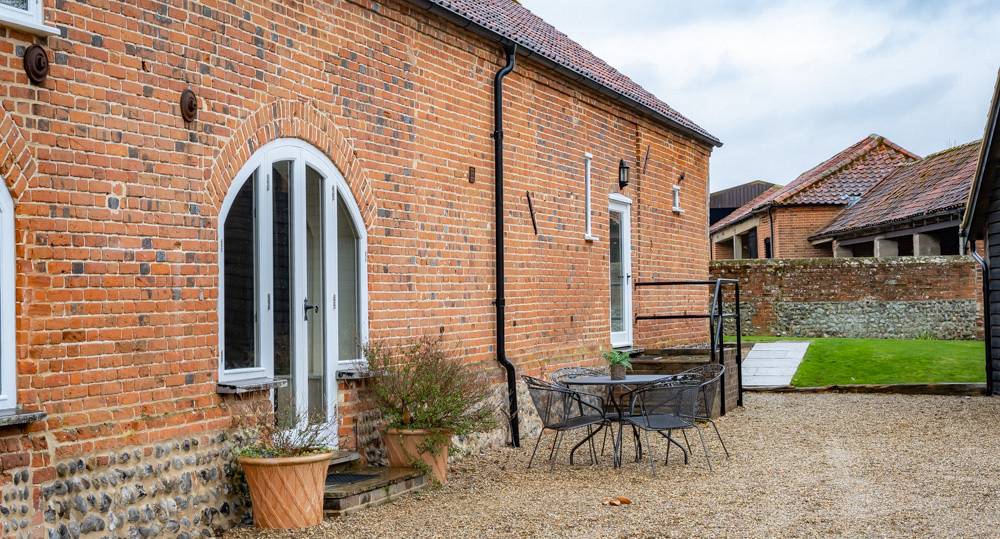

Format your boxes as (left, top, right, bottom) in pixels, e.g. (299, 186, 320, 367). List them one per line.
(522, 0, 1000, 190)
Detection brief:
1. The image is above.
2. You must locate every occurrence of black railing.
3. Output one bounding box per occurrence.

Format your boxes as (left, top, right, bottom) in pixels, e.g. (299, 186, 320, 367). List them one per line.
(634, 279, 743, 414)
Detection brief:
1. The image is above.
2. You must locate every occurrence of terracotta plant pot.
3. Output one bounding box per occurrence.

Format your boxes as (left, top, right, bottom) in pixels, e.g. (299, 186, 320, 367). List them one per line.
(610, 364, 627, 380)
(238, 451, 333, 529)
(383, 428, 451, 484)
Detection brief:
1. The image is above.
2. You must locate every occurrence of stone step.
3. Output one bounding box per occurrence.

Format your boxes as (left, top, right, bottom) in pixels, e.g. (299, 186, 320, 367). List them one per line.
(324, 467, 427, 517)
(328, 450, 361, 473)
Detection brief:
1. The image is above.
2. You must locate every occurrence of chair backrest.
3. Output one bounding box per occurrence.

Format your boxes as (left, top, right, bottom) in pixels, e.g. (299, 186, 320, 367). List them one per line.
(523, 376, 603, 429)
(626, 380, 699, 420)
(549, 366, 606, 399)
(680, 364, 725, 419)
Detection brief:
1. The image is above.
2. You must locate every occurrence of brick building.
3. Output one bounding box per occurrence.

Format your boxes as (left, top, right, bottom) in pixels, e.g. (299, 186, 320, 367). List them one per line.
(813, 141, 980, 257)
(0, 0, 719, 536)
(710, 135, 917, 260)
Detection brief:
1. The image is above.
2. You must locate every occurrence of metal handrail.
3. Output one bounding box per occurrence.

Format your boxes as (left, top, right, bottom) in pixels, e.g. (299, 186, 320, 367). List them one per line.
(633, 278, 744, 413)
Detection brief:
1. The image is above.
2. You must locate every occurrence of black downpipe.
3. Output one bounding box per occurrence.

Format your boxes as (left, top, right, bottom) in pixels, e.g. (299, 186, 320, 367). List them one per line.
(969, 233, 994, 395)
(493, 43, 520, 447)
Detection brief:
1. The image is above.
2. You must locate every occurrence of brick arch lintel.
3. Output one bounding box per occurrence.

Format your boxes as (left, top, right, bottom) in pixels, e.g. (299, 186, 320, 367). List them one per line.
(0, 102, 38, 202)
(206, 99, 376, 229)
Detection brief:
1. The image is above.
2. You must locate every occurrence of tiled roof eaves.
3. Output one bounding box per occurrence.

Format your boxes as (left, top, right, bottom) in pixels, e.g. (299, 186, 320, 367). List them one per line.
(809, 204, 965, 242)
(408, 0, 722, 148)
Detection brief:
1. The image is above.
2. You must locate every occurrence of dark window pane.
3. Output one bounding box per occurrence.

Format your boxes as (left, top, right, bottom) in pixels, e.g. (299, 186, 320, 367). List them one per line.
(0, 0, 29, 10)
(272, 160, 295, 416)
(337, 197, 361, 362)
(224, 173, 257, 370)
(609, 210, 623, 332)
(306, 167, 327, 420)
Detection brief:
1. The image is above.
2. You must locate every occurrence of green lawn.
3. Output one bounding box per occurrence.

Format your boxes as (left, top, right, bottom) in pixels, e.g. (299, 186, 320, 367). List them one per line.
(728, 336, 986, 386)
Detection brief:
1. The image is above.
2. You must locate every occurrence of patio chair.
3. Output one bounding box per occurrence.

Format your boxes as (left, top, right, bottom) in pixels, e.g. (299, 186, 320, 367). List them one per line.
(678, 364, 730, 460)
(550, 366, 616, 456)
(622, 380, 709, 475)
(523, 376, 610, 470)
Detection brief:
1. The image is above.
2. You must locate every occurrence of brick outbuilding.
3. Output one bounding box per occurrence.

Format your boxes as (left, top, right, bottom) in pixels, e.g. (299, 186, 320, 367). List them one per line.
(711, 135, 917, 259)
(0, 0, 719, 535)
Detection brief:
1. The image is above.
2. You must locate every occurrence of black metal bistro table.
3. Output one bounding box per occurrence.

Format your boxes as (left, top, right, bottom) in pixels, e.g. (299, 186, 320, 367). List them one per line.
(563, 374, 669, 468)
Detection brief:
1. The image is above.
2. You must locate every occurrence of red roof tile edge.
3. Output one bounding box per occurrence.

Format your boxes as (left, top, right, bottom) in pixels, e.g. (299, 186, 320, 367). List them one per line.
(411, 0, 721, 147)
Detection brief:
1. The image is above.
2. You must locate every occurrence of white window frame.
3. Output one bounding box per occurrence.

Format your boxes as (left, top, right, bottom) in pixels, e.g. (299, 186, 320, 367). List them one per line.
(217, 138, 368, 384)
(672, 185, 683, 213)
(584, 152, 597, 241)
(0, 183, 16, 411)
(0, 0, 59, 37)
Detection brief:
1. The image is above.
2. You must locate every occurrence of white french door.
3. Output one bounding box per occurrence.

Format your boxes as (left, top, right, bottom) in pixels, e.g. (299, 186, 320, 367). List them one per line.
(268, 149, 338, 434)
(219, 139, 369, 446)
(609, 196, 632, 348)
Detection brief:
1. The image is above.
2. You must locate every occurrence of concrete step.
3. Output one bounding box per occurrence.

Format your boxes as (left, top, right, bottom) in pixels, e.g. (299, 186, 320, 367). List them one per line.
(324, 467, 427, 517)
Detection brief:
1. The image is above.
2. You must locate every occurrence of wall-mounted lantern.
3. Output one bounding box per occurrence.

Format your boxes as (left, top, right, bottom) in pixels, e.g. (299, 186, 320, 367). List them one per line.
(618, 159, 630, 190)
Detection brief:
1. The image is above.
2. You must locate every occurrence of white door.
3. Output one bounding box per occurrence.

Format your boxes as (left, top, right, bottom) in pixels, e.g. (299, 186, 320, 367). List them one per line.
(609, 196, 632, 348)
(270, 152, 336, 433)
(220, 140, 369, 446)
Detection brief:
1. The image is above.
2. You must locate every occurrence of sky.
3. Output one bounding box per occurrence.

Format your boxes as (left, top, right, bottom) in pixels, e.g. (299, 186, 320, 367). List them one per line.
(522, 0, 1000, 192)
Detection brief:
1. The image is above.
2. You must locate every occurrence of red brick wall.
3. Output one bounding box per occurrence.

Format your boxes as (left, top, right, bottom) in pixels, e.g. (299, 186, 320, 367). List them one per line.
(710, 256, 983, 339)
(769, 205, 840, 258)
(712, 237, 734, 260)
(712, 205, 843, 260)
(0, 0, 712, 532)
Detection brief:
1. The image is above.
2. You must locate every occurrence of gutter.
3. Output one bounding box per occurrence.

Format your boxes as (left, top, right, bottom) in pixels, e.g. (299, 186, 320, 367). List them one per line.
(405, 0, 721, 149)
(492, 44, 520, 447)
(968, 237, 994, 395)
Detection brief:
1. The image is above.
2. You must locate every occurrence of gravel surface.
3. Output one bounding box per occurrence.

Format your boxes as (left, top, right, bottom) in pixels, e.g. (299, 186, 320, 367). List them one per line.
(226, 393, 1000, 538)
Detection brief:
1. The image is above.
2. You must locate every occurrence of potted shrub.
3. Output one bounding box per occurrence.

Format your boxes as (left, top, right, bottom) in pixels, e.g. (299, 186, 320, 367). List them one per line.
(603, 350, 632, 380)
(364, 337, 496, 484)
(233, 400, 336, 529)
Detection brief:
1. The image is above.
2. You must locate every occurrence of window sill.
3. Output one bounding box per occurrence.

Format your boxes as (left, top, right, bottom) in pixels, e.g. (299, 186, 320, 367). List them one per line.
(0, 408, 46, 428)
(3, 17, 60, 37)
(336, 367, 372, 381)
(216, 377, 288, 395)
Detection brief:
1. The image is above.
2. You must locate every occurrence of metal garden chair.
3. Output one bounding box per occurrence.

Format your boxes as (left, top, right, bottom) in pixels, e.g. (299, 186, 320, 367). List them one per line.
(523, 375, 610, 470)
(550, 366, 616, 456)
(621, 380, 709, 475)
(678, 363, 730, 460)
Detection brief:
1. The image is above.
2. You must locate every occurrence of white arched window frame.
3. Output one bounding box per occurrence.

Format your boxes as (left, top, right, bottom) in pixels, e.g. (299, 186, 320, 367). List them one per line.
(217, 138, 369, 386)
(0, 183, 16, 411)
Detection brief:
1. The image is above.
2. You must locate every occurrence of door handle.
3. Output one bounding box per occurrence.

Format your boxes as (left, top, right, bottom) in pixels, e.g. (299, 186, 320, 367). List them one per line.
(304, 298, 319, 321)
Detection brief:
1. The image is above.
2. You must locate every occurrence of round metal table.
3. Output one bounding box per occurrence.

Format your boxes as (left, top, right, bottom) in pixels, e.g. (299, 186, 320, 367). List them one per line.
(563, 374, 677, 467)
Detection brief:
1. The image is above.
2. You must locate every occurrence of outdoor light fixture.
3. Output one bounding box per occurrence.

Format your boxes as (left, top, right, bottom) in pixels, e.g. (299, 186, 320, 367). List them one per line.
(618, 159, 630, 190)
(22, 45, 49, 85)
(180, 89, 198, 122)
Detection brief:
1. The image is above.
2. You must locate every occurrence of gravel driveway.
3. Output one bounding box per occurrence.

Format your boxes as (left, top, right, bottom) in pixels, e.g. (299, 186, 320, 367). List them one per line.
(227, 393, 1000, 538)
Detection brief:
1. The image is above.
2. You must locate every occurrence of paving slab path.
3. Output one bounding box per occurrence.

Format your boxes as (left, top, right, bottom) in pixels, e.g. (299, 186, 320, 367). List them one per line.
(741, 341, 810, 387)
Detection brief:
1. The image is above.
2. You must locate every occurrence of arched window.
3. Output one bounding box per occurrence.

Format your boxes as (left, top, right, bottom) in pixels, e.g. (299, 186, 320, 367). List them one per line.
(0, 183, 15, 411)
(218, 139, 367, 424)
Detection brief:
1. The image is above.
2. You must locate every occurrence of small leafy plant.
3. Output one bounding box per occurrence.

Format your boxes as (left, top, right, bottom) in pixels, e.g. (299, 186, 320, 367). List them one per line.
(232, 398, 336, 459)
(602, 349, 633, 370)
(363, 337, 497, 436)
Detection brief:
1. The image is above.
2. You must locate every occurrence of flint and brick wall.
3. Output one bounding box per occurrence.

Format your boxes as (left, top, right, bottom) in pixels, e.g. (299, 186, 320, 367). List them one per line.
(711, 256, 983, 340)
(0, 0, 713, 536)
